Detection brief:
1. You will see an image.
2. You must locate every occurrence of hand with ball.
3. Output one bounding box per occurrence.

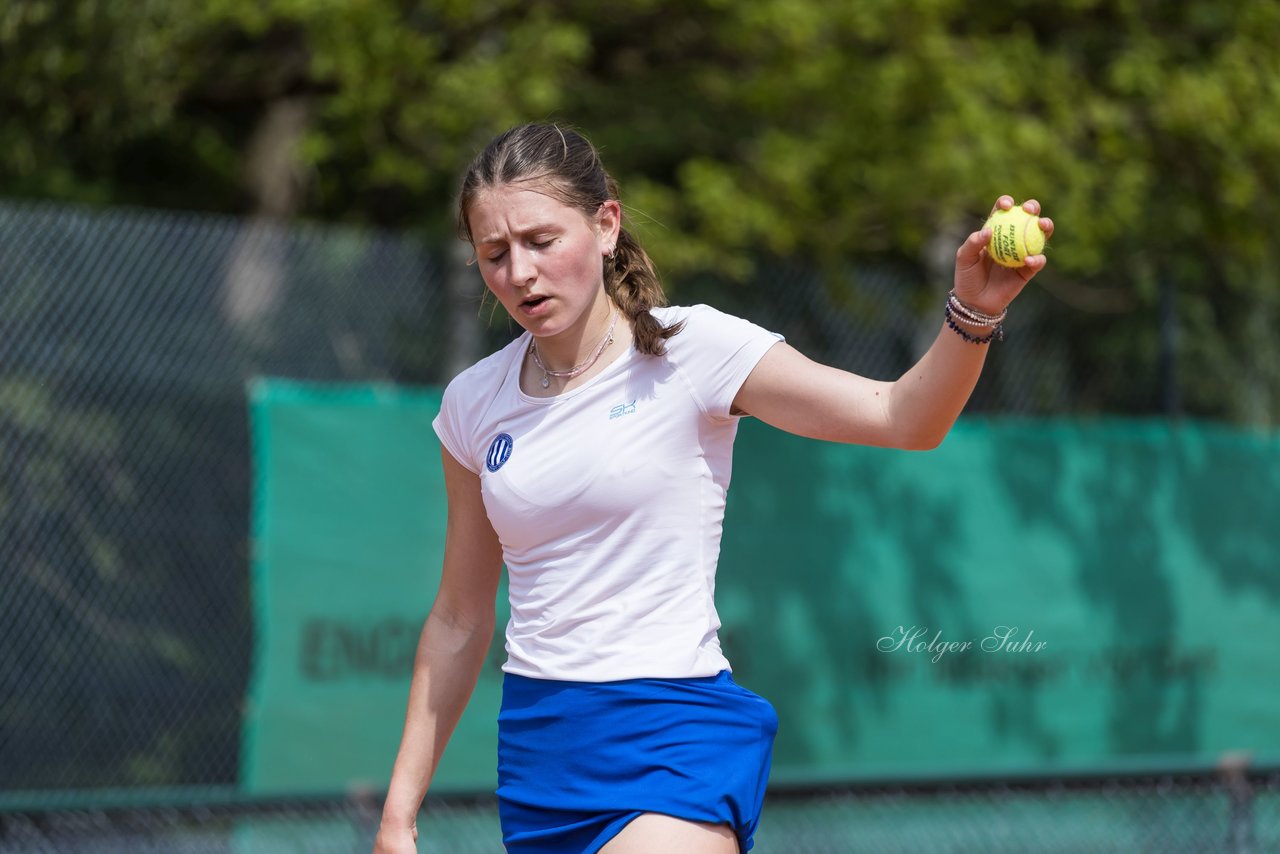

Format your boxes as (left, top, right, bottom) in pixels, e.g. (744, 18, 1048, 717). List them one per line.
(952, 196, 1053, 320)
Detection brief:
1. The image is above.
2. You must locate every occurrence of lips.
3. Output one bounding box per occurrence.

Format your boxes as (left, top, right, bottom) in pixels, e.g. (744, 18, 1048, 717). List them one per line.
(518, 294, 551, 316)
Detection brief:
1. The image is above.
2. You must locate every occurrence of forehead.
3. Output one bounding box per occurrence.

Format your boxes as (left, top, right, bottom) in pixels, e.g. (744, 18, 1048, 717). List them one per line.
(468, 184, 591, 242)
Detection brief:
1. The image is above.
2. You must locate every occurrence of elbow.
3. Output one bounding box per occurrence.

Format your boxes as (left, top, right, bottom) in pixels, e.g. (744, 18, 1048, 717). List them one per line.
(896, 426, 949, 452)
(419, 607, 495, 669)
(878, 386, 951, 452)
(429, 601, 495, 638)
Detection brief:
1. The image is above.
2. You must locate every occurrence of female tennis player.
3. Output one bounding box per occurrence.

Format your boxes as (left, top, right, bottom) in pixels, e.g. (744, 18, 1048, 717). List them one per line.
(373, 123, 1052, 854)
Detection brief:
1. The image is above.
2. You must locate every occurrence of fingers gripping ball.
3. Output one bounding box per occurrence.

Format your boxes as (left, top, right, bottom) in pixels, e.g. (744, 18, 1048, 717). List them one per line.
(984, 206, 1046, 268)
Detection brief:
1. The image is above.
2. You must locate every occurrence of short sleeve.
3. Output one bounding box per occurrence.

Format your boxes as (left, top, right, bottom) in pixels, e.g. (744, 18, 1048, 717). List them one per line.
(432, 378, 481, 474)
(665, 304, 784, 420)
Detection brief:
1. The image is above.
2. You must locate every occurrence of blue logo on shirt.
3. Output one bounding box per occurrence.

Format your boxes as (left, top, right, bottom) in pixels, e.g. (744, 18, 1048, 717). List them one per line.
(486, 433, 513, 472)
(609, 400, 637, 420)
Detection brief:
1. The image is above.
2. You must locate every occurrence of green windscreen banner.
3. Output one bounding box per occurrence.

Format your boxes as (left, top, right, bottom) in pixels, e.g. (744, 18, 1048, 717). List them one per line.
(719, 415, 1280, 783)
(241, 380, 506, 796)
(242, 379, 1280, 795)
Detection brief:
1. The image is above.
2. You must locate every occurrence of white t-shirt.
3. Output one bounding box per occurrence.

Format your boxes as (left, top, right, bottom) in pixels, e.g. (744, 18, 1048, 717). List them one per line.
(432, 304, 783, 682)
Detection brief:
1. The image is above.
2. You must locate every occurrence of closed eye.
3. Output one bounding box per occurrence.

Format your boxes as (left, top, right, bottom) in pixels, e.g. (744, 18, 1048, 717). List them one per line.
(483, 236, 556, 264)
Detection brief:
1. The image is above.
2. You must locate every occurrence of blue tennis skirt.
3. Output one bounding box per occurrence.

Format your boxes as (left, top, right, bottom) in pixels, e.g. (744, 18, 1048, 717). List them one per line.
(497, 669, 778, 853)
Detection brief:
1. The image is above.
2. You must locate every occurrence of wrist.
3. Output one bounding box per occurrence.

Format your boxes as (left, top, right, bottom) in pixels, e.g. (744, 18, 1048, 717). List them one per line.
(380, 800, 420, 830)
(948, 312, 994, 334)
(943, 292, 1005, 344)
(951, 290, 1006, 317)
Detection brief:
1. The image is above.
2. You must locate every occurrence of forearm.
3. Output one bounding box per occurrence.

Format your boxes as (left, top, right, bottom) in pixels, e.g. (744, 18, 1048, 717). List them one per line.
(885, 318, 993, 450)
(732, 199, 1049, 451)
(380, 608, 494, 827)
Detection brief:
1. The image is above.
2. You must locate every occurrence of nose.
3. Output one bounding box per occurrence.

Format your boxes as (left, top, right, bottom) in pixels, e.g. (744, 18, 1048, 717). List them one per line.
(508, 246, 536, 287)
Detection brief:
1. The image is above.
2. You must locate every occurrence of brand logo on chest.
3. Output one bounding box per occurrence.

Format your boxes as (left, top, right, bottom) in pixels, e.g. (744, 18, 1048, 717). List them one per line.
(486, 433, 514, 472)
(609, 400, 637, 420)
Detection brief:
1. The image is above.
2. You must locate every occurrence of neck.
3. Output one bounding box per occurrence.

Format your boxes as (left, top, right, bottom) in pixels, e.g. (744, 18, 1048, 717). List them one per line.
(534, 298, 618, 370)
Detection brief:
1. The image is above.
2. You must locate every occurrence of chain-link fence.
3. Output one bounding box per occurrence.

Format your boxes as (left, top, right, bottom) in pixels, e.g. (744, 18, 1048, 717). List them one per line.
(3, 769, 1279, 852)
(0, 199, 1244, 850)
(0, 202, 455, 802)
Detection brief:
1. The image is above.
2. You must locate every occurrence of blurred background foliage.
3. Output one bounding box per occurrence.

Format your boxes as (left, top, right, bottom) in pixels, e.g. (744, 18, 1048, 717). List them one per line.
(2, 0, 1278, 424)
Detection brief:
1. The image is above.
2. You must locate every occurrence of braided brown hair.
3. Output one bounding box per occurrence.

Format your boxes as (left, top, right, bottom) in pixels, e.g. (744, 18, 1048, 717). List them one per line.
(458, 124, 683, 355)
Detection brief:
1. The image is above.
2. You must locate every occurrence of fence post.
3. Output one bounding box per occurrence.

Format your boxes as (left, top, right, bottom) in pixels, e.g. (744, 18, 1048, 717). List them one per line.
(1219, 751, 1255, 854)
(445, 216, 483, 381)
(1158, 274, 1181, 417)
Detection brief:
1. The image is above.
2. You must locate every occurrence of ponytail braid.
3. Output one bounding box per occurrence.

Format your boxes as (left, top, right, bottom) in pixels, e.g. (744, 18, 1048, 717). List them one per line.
(605, 226, 683, 356)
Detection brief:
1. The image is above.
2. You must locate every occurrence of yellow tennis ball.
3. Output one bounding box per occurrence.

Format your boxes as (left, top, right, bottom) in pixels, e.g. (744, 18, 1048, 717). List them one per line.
(984, 206, 1045, 268)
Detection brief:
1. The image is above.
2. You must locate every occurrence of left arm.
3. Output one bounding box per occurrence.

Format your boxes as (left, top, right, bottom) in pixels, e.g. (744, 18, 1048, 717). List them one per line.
(732, 197, 1053, 450)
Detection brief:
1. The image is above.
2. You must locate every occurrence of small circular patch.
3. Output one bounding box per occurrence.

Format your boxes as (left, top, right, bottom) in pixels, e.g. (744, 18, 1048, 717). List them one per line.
(486, 432, 514, 472)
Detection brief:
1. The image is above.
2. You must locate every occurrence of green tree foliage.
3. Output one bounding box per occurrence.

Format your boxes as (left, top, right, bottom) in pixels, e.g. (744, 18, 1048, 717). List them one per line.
(2, 0, 1278, 421)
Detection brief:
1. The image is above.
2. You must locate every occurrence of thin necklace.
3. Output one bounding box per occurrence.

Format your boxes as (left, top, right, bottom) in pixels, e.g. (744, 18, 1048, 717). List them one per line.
(529, 311, 619, 389)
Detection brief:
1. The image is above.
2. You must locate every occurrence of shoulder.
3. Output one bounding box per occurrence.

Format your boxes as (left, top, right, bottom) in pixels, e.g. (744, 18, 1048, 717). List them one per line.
(441, 334, 526, 409)
(652, 304, 781, 359)
(651, 303, 727, 329)
(435, 335, 526, 469)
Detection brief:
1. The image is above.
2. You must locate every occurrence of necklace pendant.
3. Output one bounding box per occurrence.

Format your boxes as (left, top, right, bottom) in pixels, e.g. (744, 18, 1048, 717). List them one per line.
(540, 374, 551, 389)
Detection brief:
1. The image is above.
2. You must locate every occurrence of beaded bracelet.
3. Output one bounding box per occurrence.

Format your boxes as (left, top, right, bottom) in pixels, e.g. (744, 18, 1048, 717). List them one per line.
(947, 290, 1007, 326)
(944, 303, 1005, 344)
(948, 299, 1003, 327)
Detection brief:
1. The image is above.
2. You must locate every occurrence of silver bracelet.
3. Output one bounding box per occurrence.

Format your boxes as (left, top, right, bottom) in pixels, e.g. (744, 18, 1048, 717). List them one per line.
(948, 309, 1002, 328)
(947, 290, 1007, 326)
(948, 291, 1007, 324)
